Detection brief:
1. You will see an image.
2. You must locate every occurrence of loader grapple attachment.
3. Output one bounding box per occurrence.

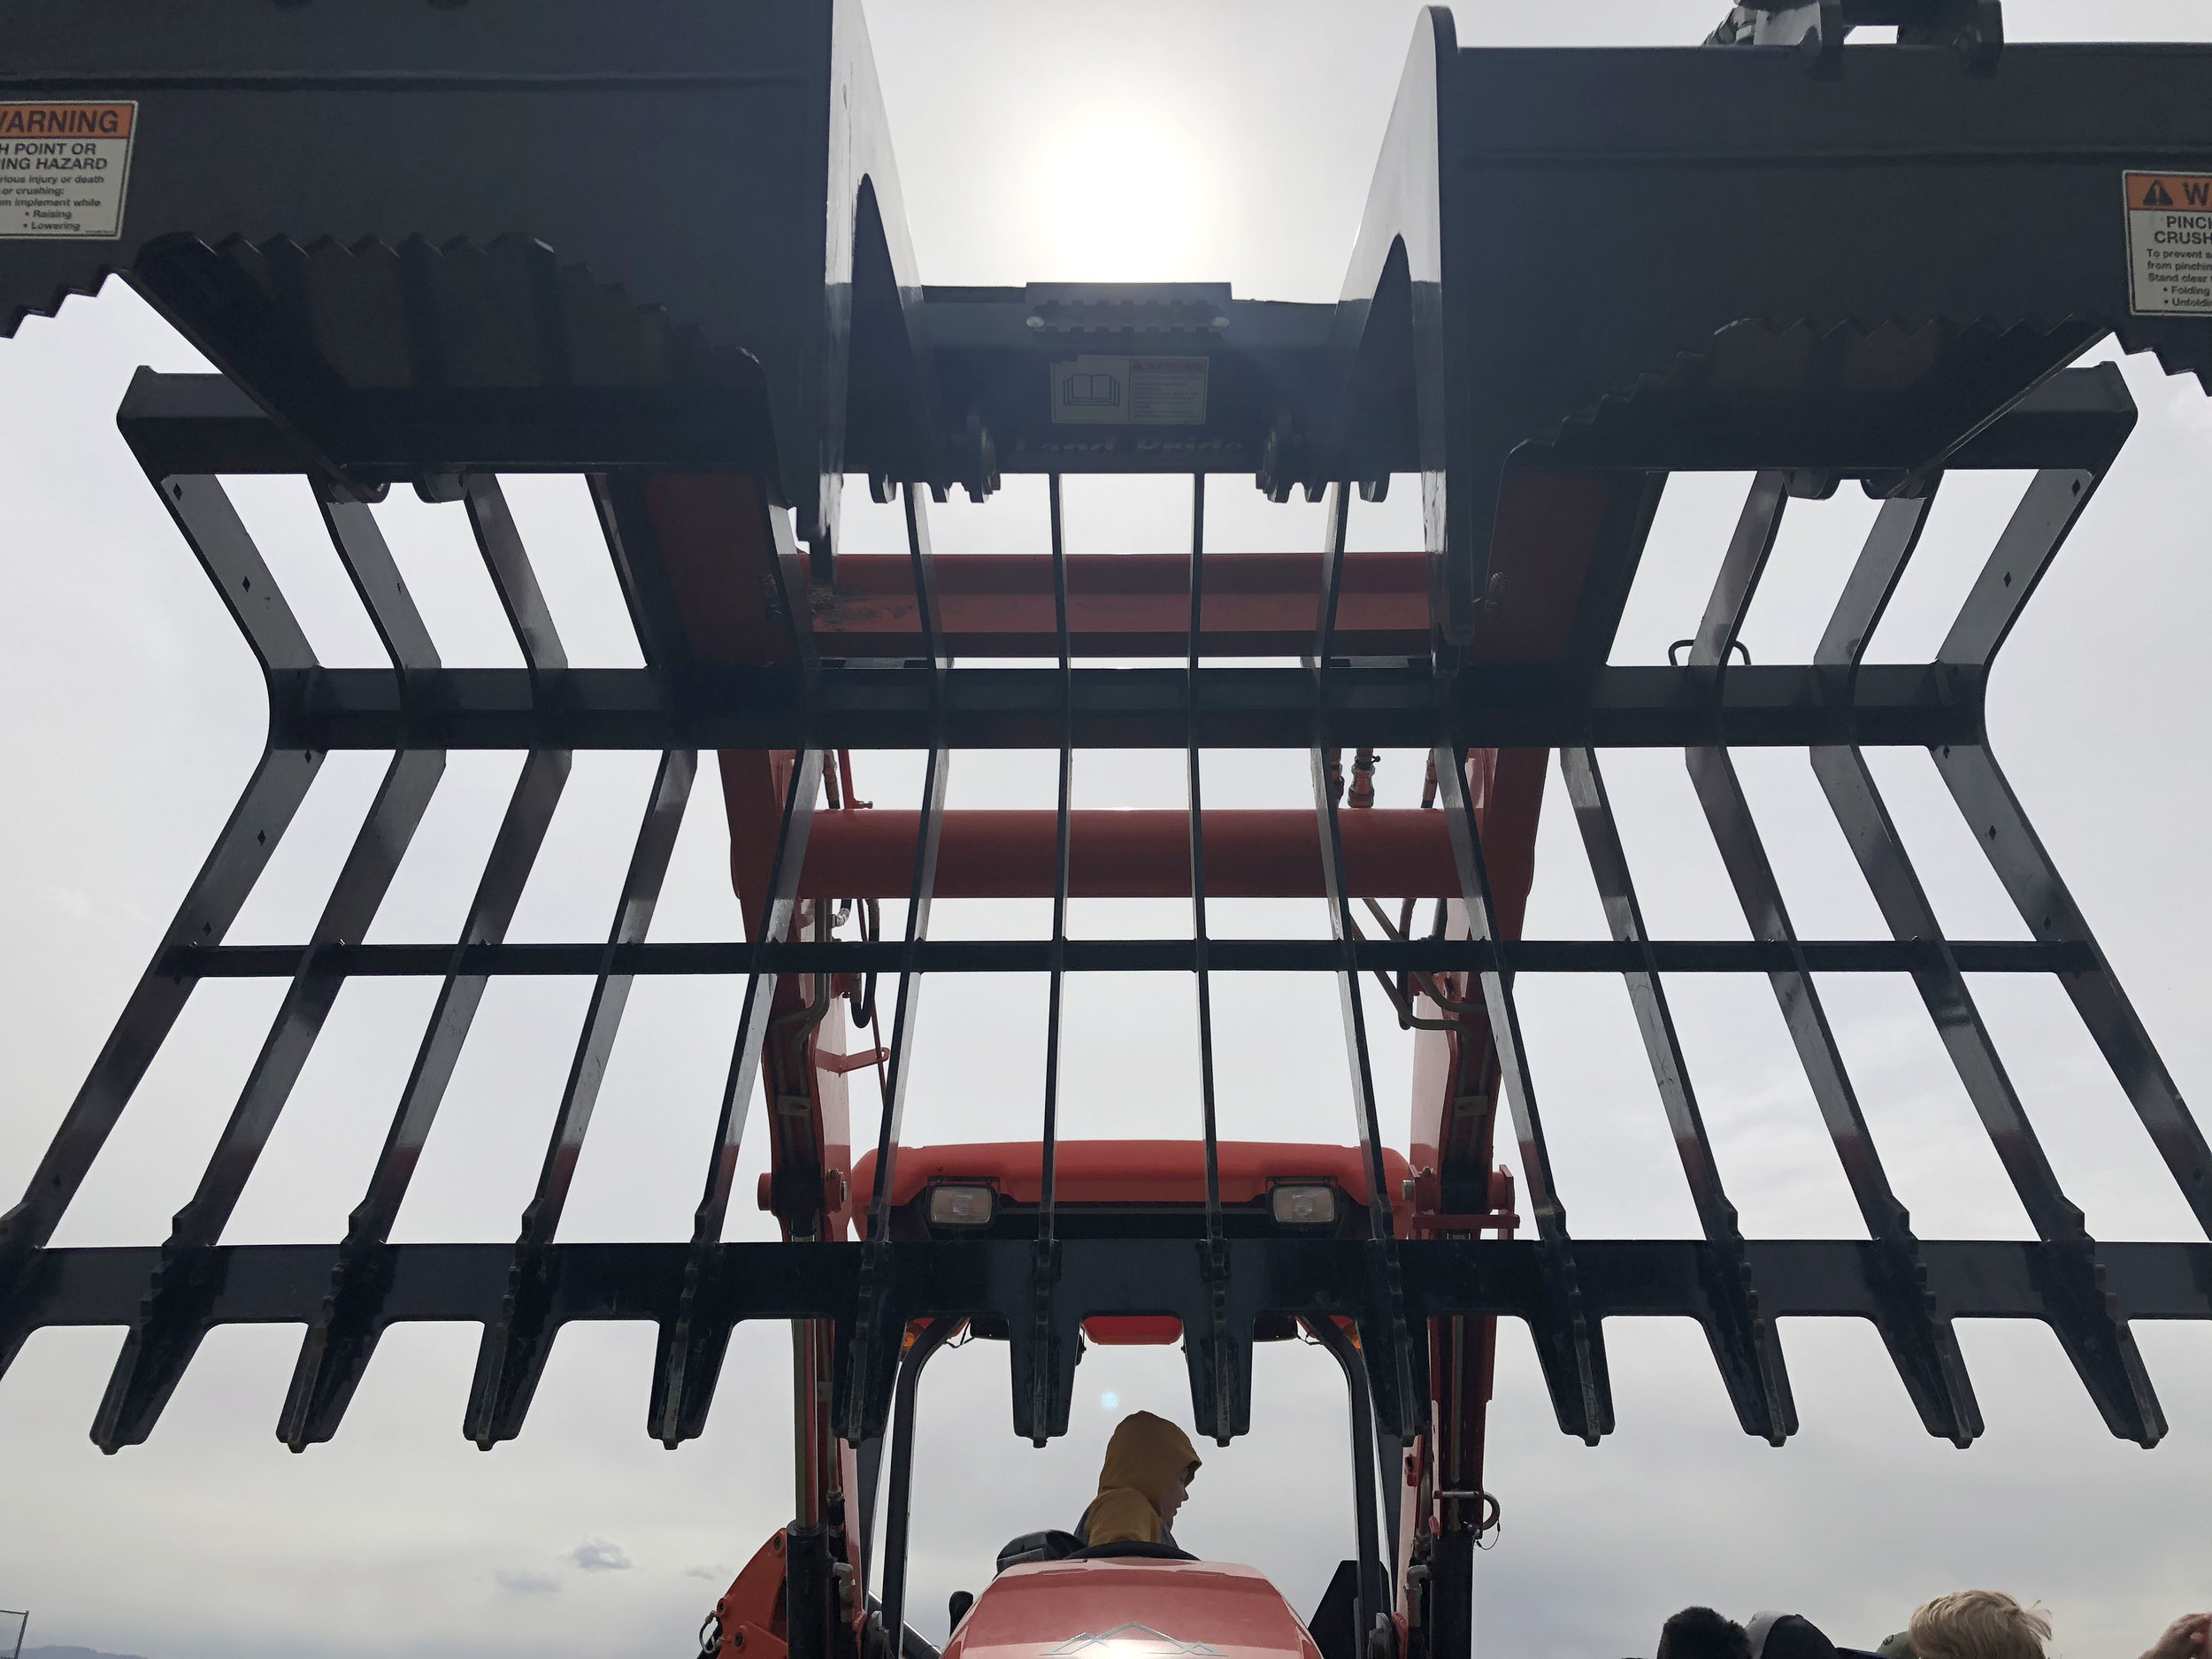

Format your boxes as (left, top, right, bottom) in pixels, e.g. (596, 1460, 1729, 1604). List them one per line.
(3, 12, 2209, 1645)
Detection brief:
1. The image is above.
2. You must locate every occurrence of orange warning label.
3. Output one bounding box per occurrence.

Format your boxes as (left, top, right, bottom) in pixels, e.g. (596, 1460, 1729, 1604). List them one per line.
(0, 101, 136, 239)
(2126, 171, 2212, 315)
(0, 102, 132, 139)
(2128, 172, 2212, 211)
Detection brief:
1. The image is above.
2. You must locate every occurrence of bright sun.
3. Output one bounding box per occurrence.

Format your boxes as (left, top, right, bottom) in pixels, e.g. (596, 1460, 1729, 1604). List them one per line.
(1033, 113, 1205, 280)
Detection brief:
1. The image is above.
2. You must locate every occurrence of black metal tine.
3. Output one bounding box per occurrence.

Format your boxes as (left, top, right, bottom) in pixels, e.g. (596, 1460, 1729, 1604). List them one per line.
(906, 477, 948, 672)
(156, 472, 321, 671)
(1190, 473, 1220, 1226)
(648, 462, 834, 1450)
(840, 481, 955, 1445)
(1426, 754, 1563, 1238)
(1558, 745, 1793, 1442)
(1813, 487, 2079, 1234)
(863, 483, 952, 1245)
(1937, 467, 2104, 669)
(1816, 738, 2165, 1442)
(1687, 473, 1979, 1446)
(1810, 476, 2166, 1441)
(278, 743, 572, 1448)
(1815, 489, 1942, 670)
(516, 750, 696, 1248)
(849, 742, 944, 1217)
(1816, 748, 2085, 1240)
(0, 457, 330, 1375)
(142, 746, 444, 1246)
(1311, 486, 1392, 1223)
(316, 490, 441, 674)
(1187, 473, 1236, 1447)
(463, 475, 568, 680)
(651, 746, 825, 1446)
(0, 746, 323, 1371)
(1910, 467, 2212, 1240)
(1694, 470, 1791, 670)
(1941, 744, 2212, 1231)
(1310, 483, 1417, 1445)
(337, 752, 571, 1243)
(1029, 473, 1073, 1449)
(92, 742, 446, 1450)
(1432, 739, 1610, 1443)
(1041, 473, 1071, 1238)
(458, 749, 699, 1449)
(1313, 481, 1349, 670)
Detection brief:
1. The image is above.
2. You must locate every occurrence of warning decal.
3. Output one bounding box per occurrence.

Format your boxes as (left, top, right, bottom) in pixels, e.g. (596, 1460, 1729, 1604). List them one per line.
(2125, 170, 2212, 315)
(1051, 356, 1210, 426)
(0, 103, 136, 240)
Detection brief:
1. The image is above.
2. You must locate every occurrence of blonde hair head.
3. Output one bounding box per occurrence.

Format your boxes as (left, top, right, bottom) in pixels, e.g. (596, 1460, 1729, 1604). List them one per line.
(1909, 1592, 2052, 1659)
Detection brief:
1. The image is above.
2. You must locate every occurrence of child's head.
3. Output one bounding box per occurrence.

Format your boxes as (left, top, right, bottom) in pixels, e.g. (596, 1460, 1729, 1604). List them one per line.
(1909, 1593, 2052, 1659)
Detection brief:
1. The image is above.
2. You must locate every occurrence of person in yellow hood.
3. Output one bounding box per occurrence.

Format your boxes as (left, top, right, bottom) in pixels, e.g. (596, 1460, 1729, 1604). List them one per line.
(1077, 1410, 1202, 1548)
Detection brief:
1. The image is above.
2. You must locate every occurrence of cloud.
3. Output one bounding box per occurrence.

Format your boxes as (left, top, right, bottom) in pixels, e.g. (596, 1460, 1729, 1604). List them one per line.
(495, 1569, 561, 1595)
(567, 1539, 634, 1573)
(687, 1565, 728, 1581)
(2169, 376, 2212, 443)
(46, 884, 94, 922)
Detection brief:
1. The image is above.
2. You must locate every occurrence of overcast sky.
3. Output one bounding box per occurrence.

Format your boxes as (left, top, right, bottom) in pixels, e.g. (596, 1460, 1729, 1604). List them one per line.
(4, 5, 2210, 1659)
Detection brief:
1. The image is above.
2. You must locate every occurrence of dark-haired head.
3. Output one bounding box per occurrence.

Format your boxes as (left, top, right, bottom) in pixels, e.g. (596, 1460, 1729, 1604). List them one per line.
(1660, 1608, 1754, 1659)
(1747, 1613, 1841, 1659)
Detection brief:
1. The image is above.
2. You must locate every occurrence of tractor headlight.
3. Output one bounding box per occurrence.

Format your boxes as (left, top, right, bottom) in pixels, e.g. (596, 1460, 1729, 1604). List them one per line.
(1270, 1183, 1337, 1228)
(927, 1183, 996, 1228)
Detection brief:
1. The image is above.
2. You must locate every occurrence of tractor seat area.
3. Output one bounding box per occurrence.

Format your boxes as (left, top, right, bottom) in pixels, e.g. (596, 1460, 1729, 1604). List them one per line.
(997, 1531, 1197, 1571)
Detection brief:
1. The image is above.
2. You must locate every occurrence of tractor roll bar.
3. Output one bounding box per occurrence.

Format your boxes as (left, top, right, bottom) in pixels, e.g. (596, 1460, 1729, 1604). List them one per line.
(871, 1317, 963, 1659)
(1308, 1316, 1394, 1659)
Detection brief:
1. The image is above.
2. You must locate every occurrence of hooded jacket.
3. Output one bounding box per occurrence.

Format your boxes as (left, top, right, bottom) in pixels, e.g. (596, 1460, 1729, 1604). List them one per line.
(1078, 1410, 1202, 1547)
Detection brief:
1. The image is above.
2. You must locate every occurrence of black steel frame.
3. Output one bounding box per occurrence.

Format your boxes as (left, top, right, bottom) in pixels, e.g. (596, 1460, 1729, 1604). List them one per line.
(3, 360, 2206, 1458)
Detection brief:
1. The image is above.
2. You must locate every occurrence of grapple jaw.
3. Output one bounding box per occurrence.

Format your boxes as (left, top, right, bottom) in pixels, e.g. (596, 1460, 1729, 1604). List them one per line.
(1325, 8, 2212, 639)
(0, 0, 941, 557)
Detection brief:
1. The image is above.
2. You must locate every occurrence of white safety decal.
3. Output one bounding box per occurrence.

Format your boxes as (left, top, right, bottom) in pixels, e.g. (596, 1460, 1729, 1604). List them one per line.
(2125, 170, 2212, 315)
(0, 102, 136, 240)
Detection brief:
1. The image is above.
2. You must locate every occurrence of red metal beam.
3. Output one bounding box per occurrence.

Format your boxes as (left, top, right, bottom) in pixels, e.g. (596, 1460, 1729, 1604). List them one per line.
(780, 807, 1459, 899)
(811, 549, 1427, 657)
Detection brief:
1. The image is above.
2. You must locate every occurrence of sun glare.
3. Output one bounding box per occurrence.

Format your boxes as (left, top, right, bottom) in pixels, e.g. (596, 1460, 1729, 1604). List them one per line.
(1033, 112, 1205, 280)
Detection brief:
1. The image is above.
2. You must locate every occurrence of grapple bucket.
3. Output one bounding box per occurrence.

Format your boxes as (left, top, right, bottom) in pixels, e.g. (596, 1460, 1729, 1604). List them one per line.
(3, 5, 2209, 1658)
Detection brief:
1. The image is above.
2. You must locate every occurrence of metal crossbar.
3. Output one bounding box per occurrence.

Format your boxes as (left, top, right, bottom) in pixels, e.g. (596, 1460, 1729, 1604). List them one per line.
(155, 938, 2094, 979)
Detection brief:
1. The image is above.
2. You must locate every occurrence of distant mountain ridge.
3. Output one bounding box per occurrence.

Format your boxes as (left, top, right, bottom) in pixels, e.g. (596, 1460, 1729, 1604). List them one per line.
(25, 1645, 151, 1659)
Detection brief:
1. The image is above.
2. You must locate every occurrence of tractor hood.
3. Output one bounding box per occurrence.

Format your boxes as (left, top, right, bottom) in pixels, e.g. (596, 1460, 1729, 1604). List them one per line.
(946, 1560, 1324, 1659)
